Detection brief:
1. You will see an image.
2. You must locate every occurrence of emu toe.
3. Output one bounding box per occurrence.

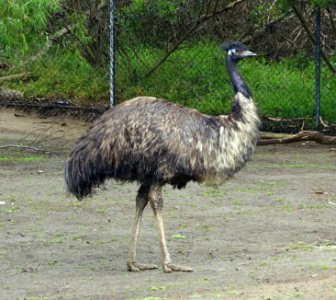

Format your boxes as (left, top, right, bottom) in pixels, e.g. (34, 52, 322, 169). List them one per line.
(163, 263, 193, 273)
(127, 262, 158, 272)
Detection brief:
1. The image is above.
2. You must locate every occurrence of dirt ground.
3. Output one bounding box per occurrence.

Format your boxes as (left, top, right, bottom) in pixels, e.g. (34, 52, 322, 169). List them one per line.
(1, 108, 336, 300)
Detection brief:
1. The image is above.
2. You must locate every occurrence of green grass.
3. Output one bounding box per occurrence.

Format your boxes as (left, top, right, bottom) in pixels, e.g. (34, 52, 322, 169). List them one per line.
(127, 297, 167, 300)
(4, 49, 109, 102)
(0, 154, 46, 162)
(172, 233, 186, 239)
(116, 41, 336, 122)
(288, 242, 314, 251)
(304, 264, 334, 271)
(3, 41, 336, 122)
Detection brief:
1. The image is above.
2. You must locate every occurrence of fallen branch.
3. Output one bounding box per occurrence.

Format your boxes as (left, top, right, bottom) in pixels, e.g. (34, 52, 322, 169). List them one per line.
(0, 73, 33, 84)
(258, 131, 336, 145)
(20, 25, 76, 66)
(0, 144, 51, 153)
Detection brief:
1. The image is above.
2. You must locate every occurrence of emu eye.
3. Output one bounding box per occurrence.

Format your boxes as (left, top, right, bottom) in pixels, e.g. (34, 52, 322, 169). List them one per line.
(228, 49, 236, 56)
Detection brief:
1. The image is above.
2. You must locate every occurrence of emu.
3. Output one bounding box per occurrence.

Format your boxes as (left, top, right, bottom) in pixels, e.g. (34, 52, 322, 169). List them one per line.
(65, 41, 260, 273)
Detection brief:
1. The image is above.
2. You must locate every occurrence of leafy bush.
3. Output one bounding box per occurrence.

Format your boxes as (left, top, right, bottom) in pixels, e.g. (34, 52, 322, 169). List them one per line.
(0, 0, 61, 57)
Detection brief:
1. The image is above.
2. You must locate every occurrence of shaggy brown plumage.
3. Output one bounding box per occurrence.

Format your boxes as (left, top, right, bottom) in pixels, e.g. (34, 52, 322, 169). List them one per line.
(64, 41, 260, 272)
(65, 95, 259, 198)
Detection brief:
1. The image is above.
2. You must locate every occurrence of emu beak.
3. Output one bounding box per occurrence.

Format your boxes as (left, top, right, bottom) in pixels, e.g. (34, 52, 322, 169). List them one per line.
(242, 50, 257, 58)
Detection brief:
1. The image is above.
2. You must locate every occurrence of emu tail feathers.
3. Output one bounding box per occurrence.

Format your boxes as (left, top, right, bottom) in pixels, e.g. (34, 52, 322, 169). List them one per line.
(64, 147, 107, 200)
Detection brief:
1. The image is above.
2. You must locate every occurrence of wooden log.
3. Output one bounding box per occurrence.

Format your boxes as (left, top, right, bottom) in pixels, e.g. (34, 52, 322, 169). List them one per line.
(258, 131, 336, 145)
(0, 72, 33, 84)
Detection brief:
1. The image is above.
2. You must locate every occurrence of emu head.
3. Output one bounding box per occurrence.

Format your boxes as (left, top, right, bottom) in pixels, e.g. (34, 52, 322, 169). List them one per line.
(221, 41, 257, 62)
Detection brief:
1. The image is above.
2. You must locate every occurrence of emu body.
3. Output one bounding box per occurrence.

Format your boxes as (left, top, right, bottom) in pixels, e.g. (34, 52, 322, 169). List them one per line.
(65, 94, 258, 198)
(65, 41, 260, 272)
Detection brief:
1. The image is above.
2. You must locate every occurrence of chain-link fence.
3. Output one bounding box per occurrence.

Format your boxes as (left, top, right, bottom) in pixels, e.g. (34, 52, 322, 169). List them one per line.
(0, 1, 335, 130)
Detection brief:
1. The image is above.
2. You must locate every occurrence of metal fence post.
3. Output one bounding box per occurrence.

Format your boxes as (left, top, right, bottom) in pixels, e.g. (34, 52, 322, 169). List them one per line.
(315, 6, 321, 128)
(109, 0, 115, 108)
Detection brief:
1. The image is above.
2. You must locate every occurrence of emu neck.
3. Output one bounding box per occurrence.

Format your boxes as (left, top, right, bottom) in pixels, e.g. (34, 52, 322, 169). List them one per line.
(226, 55, 251, 99)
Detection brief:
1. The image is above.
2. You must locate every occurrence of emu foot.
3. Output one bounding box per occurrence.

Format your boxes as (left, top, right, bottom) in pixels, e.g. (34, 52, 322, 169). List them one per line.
(163, 263, 193, 273)
(127, 262, 158, 272)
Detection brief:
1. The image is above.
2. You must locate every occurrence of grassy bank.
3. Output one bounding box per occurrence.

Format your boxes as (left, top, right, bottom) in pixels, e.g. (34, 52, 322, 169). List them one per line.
(3, 41, 336, 122)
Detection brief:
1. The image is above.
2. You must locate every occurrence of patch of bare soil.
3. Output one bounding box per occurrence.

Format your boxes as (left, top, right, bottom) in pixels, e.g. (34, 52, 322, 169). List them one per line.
(1, 108, 336, 299)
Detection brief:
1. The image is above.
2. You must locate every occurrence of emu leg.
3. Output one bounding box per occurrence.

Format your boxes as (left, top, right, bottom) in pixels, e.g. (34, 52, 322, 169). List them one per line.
(127, 185, 158, 272)
(149, 185, 193, 273)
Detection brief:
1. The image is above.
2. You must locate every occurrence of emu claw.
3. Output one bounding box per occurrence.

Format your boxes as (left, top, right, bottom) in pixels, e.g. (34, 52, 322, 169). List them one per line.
(127, 262, 158, 272)
(163, 263, 193, 273)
